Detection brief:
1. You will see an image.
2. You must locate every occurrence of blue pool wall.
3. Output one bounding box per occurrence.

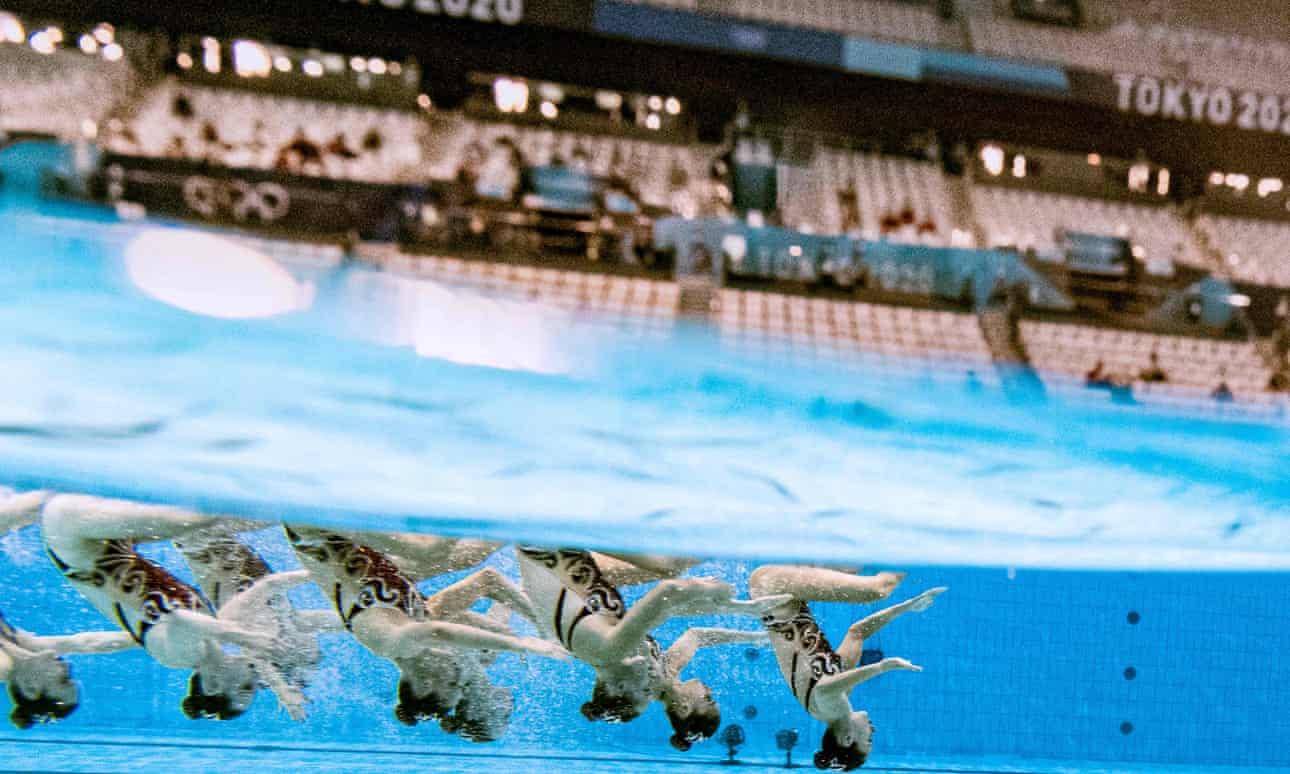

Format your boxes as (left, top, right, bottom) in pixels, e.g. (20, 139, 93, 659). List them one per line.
(2, 524, 1287, 769)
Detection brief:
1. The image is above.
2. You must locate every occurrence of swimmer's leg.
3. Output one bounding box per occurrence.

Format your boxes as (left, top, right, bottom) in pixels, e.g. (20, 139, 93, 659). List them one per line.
(338, 530, 503, 581)
(592, 553, 703, 587)
(40, 495, 241, 566)
(748, 565, 905, 605)
(424, 568, 538, 625)
(836, 587, 947, 669)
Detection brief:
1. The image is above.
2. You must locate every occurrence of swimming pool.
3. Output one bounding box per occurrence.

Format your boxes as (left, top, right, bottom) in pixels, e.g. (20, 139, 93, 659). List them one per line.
(1, 142, 1288, 773)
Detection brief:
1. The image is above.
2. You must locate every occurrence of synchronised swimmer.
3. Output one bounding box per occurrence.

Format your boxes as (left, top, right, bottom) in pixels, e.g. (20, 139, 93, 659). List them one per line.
(0, 490, 945, 770)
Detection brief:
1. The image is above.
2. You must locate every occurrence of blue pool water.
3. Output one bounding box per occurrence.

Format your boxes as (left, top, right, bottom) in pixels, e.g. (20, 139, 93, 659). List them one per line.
(1, 142, 1288, 773)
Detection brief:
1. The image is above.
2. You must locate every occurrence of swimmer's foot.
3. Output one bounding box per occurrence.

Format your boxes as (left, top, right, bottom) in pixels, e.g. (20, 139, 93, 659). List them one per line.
(873, 571, 906, 600)
(904, 586, 947, 613)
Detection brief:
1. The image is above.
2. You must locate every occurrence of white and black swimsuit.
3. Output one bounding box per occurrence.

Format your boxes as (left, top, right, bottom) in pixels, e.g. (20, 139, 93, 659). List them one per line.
(284, 526, 427, 630)
(516, 547, 665, 676)
(516, 548, 627, 649)
(46, 540, 213, 648)
(762, 601, 843, 713)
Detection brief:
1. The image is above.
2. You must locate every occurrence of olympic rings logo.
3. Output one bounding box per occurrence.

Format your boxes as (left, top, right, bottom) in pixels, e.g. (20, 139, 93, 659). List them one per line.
(181, 176, 291, 223)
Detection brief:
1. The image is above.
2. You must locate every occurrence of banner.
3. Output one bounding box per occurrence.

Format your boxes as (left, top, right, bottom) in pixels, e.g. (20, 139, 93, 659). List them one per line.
(99, 154, 426, 241)
(337, 0, 594, 31)
(1075, 71, 1290, 138)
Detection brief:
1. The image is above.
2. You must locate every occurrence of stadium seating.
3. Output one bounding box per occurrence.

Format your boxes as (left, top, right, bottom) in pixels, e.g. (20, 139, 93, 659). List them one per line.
(971, 185, 1204, 269)
(715, 287, 997, 381)
(371, 248, 681, 332)
(778, 146, 959, 245)
(0, 45, 135, 139)
(722, 0, 952, 47)
(429, 116, 722, 211)
(1021, 318, 1272, 399)
(1194, 215, 1290, 288)
(106, 78, 426, 183)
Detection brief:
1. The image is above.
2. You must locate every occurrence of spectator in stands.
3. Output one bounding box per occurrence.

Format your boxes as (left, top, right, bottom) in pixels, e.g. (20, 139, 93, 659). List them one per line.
(1085, 360, 1112, 389)
(1212, 372, 1234, 403)
(837, 184, 861, 235)
(1139, 351, 1168, 383)
(326, 133, 359, 161)
(277, 130, 323, 175)
(172, 92, 194, 120)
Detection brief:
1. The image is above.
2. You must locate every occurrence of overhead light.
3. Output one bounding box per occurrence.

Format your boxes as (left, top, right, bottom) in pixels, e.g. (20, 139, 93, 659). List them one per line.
(1257, 178, 1283, 198)
(125, 229, 309, 319)
(28, 30, 55, 55)
(665, 96, 682, 115)
(232, 40, 271, 77)
(595, 90, 622, 111)
(302, 59, 324, 77)
(78, 34, 98, 55)
(1156, 168, 1170, 196)
(176, 52, 193, 69)
(789, 245, 803, 257)
(388, 61, 402, 75)
(274, 55, 292, 72)
(539, 100, 558, 120)
(647, 95, 663, 111)
(493, 77, 529, 113)
(92, 23, 114, 45)
(416, 93, 432, 109)
(1208, 171, 1225, 186)
(349, 55, 367, 72)
(201, 37, 221, 73)
(101, 42, 123, 62)
(368, 57, 386, 75)
(980, 144, 1004, 176)
(1012, 154, 1027, 178)
(1087, 153, 1102, 166)
(45, 26, 63, 44)
(537, 82, 564, 103)
(1227, 293, 1251, 308)
(644, 113, 661, 130)
(0, 13, 24, 44)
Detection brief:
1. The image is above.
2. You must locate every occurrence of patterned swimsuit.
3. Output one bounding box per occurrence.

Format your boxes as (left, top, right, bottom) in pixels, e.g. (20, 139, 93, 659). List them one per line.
(762, 601, 844, 713)
(46, 540, 213, 647)
(284, 526, 427, 630)
(516, 547, 665, 674)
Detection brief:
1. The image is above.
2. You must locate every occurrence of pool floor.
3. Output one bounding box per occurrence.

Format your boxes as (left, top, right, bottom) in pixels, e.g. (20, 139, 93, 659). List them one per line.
(0, 737, 1273, 774)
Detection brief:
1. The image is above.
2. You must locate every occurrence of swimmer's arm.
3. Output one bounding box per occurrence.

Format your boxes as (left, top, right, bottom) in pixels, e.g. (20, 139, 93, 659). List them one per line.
(423, 568, 537, 625)
(607, 579, 789, 661)
(0, 489, 52, 534)
(815, 657, 921, 700)
(18, 630, 137, 656)
(164, 609, 277, 655)
(665, 628, 768, 675)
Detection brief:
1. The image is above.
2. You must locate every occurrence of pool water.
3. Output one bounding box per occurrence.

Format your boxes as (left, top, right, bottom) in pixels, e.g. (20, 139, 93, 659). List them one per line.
(1, 142, 1288, 773)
